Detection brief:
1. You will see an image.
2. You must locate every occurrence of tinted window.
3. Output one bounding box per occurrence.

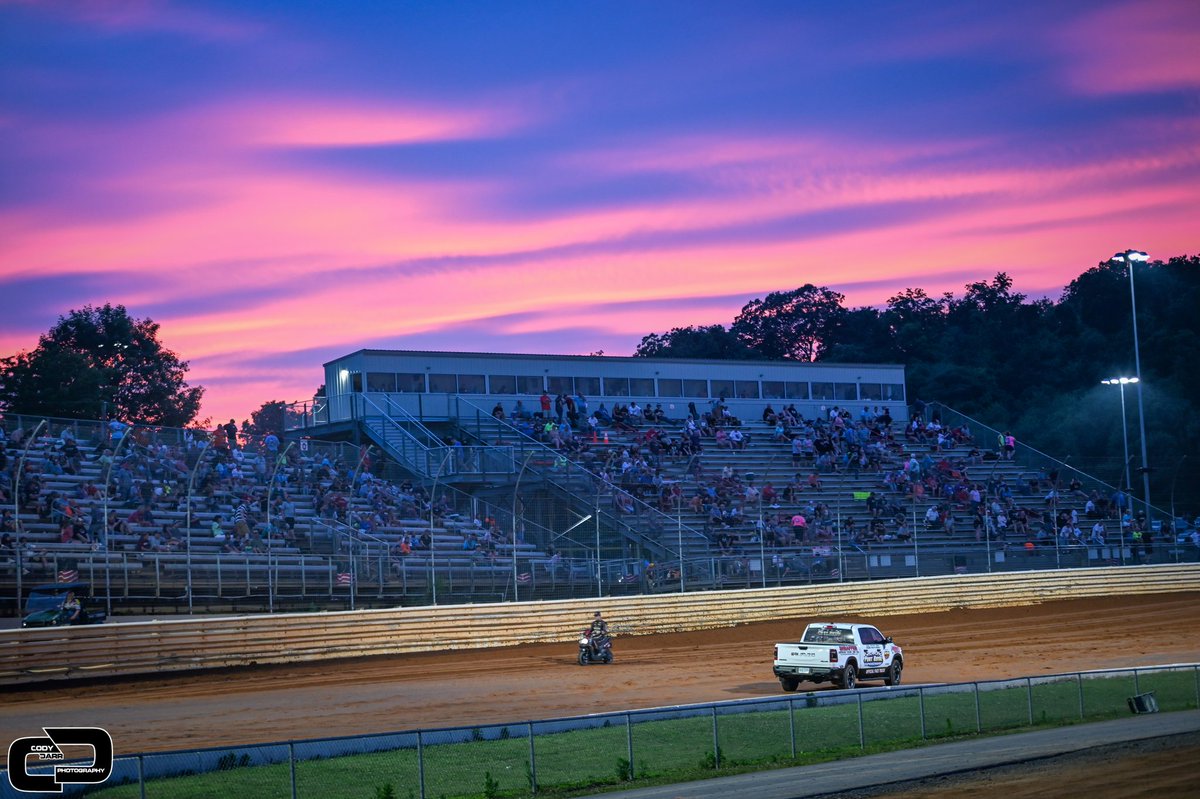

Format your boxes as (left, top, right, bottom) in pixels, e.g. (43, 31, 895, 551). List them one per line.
(629, 377, 655, 397)
(603, 377, 629, 396)
(458, 374, 486, 394)
(762, 381, 785, 399)
(429, 373, 457, 393)
(576, 376, 601, 395)
(802, 626, 853, 644)
(811, 382, 834, 400)
(517, 376, 543, 394)
(682, 379, 709, 398)
(785, 382, 810, 400)
(658, 378, 683, 397)
(398, 373, 426, 393)
(366, 373, 396, 392)
(489, 375, 517, 394)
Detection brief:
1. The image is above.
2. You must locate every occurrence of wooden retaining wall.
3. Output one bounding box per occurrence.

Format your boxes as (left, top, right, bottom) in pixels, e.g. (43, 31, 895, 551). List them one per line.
(3, 564, 1198, 685)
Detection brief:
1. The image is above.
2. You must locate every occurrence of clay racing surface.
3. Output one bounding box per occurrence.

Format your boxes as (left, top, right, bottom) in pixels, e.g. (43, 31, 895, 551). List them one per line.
(3, 592, 1197, 768)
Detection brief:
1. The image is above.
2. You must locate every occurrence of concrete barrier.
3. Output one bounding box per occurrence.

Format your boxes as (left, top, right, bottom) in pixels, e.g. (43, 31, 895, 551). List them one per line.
(3, 563, 1197, 685)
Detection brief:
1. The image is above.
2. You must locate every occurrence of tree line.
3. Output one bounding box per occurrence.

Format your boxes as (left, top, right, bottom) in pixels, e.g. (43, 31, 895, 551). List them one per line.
(634, 256, 1199, 516)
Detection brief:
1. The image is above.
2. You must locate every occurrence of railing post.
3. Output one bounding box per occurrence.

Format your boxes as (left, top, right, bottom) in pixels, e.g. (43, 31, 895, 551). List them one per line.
(788, 697, 796, 759)
(138, 754, 146, 799)
(417, 730, 426, 799)
(711, 705, 720, 769)
(289, 741, 297, 799)
(857, 693, 865, 749)
(918, 686, 926, 739)
(1026, 677, 1034, 725)
(527, 722, 537, 793)
(1077, 672, 1085, 719)
(974, 683, 981, 732)
(625, 713, 634, 781)
(1133, 668, 1140, 696)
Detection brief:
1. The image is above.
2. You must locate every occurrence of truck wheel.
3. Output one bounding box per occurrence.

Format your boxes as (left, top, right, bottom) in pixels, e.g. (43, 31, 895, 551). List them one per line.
(885, 660, 902, 686)
(840, 663, 857, 690)
(780, 677, 800, 692)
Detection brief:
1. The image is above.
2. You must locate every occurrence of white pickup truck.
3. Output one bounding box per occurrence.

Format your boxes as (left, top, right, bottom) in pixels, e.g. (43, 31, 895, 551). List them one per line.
(773, 622, 903, 691)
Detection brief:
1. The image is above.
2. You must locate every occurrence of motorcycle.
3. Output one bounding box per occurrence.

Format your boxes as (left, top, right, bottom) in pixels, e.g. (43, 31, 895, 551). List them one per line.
(578, 628, 613, 665)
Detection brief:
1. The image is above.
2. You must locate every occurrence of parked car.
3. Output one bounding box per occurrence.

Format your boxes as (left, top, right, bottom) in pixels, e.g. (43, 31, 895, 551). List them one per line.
(21, 582, 107, 628)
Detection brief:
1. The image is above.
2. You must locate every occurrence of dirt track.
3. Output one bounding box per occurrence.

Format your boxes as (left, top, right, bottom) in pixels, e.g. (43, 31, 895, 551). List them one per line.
(2, 592, 1198, 765)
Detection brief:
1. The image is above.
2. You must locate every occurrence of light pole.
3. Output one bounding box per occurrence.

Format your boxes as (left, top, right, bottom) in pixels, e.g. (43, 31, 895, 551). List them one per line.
(1101, 378, 1137, 496)
(511, 450, 535, 602)
(1109, 250, 1152, 518)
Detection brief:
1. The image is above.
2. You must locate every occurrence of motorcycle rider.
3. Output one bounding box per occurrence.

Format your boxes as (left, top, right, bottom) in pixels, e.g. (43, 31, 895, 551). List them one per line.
(588, 611, 609, 656)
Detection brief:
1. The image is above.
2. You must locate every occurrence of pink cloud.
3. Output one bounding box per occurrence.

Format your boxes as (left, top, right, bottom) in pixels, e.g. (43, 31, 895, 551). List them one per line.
(2, 0, 263, 41)
(1055, 0, 1200, 95)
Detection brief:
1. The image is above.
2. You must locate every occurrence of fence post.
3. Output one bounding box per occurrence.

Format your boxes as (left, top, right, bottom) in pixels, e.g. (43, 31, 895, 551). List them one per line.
(527, 722, 537, 794)
(417, 730, 425, 799)
(1133, 668, 1140, 696)
(1026, 677, 1034, 725)
(138, 754, 146, 799)
(711, 705, 720, 769)
(973, 683, 981, 732)
(856, 693, 865, 749)
(918, 686, 926, 739)
(625, 713, 634, 781)
(1195, 665, 1200, 710)
(1077, 673, 1085, 719)
(788, 697, 796, 759)
(289, 741, 297, 799)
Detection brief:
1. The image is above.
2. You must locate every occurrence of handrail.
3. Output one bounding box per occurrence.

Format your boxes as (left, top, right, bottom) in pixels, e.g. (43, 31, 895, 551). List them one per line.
(453, 397, 711, 559)
(926, 400, 1165, 520)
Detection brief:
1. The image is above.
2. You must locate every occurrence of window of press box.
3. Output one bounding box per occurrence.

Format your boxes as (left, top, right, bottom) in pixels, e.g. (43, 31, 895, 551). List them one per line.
(457, 374, 486, 394)
(349, 372, 363, 392)
(428, 373, 457, 393)
(657, 378, 683, 397)
(366, 373, 396, 392)
(834, 383, 857, 401)
(761, 381, 785, 399)
(710, 379, 734, 399)
(785, 381, 810, 400)
(489, 375, 517, 394)
(517, 375, 544, 394)
(575, 376, 601, 396)
(603, 377, 630, 396)
(811, 382, 834, 400)
(629, 377, 655, 397)
(734, 380, 760, 399)
(683, 379, 709, 398)
(883, 383, 905, 401)
(859, 383, 883, 401)
(398, 373, 426, 393)
(547, 376, 574, 394)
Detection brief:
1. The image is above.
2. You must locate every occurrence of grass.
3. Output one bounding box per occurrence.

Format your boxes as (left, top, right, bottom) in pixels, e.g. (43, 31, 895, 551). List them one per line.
(87, 669, 1199, 799)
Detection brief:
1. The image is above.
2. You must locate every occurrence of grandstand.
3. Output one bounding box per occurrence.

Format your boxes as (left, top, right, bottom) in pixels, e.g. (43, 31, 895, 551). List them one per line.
(2, 351, 1196, 618)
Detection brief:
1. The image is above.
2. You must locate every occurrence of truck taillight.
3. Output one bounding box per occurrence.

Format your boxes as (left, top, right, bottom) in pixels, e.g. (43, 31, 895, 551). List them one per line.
(829, 648, 838, 663)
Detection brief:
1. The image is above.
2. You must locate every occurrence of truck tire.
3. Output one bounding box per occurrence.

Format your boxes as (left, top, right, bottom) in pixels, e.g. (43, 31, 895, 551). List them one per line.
(885, 659, 902, 686)
(780, 676, 800, 692)
(839, 663, 857, 690)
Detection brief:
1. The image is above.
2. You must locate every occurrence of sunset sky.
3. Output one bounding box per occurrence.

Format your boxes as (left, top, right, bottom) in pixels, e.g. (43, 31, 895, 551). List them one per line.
(2, 1, 1198, 424)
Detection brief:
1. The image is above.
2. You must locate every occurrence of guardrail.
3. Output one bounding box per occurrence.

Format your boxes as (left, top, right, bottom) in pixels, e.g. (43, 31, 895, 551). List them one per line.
(3, 563, 1197, 685)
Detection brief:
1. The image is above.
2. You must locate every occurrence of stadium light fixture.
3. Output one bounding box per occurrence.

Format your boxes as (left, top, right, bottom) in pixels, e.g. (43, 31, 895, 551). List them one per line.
(1100, 377, 1138, 494)
(1107, 249, 1152, 517)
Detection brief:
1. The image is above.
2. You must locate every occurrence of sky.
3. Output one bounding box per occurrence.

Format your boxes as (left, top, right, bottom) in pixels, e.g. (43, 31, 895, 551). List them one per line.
(1, 0, 1198, 424)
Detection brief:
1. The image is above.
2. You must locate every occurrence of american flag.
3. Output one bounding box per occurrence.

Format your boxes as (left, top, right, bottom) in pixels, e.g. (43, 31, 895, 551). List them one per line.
(336, 572, 352, 586)
(515, 572, 531, 583)
(58, 569, 79, 583)
(829, 568, 840, 579)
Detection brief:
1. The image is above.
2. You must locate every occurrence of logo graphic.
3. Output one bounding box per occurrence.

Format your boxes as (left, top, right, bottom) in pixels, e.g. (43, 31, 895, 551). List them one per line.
(8, 727, 113, 793)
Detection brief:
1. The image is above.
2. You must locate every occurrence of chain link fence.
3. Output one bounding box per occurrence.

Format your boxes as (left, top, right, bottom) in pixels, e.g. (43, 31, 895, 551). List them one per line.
(6, 664, 1196, 798)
